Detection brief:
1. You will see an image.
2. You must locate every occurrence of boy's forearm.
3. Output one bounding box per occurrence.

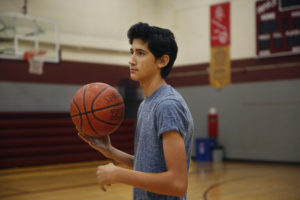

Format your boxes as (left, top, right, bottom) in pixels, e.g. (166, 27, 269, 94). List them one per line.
(112, 167, 187, 197)
(107, 147, 134, 169)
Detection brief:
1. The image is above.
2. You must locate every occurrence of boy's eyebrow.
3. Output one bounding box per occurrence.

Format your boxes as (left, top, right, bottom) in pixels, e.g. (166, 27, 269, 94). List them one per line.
(136, 48, 147, 52)
(130, 48, 147, 53)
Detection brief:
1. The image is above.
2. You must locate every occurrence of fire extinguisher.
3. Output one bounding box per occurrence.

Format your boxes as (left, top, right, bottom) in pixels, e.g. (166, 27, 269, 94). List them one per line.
(208, 107, 218, 138)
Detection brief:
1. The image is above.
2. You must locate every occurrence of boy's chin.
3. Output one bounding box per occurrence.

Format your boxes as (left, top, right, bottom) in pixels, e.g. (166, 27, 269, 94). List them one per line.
(130, 74, 138, 81)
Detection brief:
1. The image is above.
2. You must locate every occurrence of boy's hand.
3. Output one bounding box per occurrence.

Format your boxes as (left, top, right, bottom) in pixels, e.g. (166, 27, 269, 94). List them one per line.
(78, 132, 112, 157)
(96, 163, 117, 191)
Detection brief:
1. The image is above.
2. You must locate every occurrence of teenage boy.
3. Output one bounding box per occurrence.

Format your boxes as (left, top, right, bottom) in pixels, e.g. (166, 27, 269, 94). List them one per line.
(79, 22, 194, 200)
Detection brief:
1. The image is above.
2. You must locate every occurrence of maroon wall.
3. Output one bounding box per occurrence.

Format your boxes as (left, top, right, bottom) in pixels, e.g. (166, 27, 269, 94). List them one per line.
(1, 54, 299, 87)
(168, 54, 300, 87)
(0, 60, 129, 86)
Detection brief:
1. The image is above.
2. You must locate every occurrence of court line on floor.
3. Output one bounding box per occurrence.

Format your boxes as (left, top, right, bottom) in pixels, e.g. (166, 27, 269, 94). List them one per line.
(0, 160, 110, 176)
(0, 182, 98, 198)
(202, 170, 282, 200)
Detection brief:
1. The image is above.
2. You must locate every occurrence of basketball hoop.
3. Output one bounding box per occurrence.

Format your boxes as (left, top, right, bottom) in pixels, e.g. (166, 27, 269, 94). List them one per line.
(24, 50, 46, 75)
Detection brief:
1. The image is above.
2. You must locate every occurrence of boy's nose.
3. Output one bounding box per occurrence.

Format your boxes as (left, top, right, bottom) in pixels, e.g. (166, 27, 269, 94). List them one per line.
(129, 55, 136, 66)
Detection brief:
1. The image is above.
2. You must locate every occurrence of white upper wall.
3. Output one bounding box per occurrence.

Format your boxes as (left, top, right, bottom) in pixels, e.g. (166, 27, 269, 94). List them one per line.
(167, 0, 256, 65)
(0, 0, 256, 66)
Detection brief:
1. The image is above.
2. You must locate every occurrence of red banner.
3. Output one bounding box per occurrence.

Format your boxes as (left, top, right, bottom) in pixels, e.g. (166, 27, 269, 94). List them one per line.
(210, 2, 230, 47)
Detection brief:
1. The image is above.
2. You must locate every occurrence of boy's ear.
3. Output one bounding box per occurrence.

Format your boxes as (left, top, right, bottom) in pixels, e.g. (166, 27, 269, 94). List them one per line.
(158, 55, 170, 69)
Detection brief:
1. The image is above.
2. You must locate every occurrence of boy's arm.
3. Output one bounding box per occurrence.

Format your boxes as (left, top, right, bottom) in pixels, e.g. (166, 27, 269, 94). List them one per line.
(106, 146, 134, 169)
(78, 132, 134, 169)
(97, 130, 188, 197)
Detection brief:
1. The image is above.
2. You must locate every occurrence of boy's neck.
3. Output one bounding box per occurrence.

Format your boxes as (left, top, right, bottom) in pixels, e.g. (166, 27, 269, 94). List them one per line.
(140, 76, 166, 98)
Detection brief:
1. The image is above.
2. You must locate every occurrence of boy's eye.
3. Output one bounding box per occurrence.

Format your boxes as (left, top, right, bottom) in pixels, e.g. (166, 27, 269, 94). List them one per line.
(129, 49, 146, 56)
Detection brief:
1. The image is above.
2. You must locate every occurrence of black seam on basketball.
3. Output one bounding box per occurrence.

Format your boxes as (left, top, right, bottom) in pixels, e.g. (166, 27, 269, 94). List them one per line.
(91, 85, 110, 110)
(70, 113, 82, 118)
(92, 116, 122, 126)
(92, 102, 124, 126)
(83, 85, 102, 137)
(71, 102, 124, 118)
(90, 86, 123, 126)
(93, 102, 124, 113)
(92, 116, 121, 126)
(72, 99, 83, 131)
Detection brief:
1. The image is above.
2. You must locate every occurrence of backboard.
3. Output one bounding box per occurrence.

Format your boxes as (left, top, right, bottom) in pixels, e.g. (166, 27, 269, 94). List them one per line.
(0, 12, 60, 63)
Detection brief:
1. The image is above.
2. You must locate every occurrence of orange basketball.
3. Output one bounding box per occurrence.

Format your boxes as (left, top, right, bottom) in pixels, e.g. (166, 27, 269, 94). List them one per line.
(70, 82, 124, 137)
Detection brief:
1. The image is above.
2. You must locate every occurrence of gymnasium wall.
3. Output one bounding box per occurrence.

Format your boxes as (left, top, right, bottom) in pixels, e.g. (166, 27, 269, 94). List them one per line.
(1, 0, 300, 163)
(155, 0, 256, 65)
(178, 80, 300, 162)
(168, 55, 300, 162)
(0, 0, 256, 65)
(0, 0, 158, 65)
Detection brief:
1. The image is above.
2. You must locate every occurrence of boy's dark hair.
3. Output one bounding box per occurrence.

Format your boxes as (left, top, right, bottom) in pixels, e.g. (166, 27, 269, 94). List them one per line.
(127, 22, 178, 79)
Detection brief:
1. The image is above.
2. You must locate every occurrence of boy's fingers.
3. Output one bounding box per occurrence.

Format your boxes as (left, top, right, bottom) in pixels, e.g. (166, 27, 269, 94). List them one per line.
(78, 132, 86, 140)
(78, 132, 91, 142)
(100, 185, 106, 191)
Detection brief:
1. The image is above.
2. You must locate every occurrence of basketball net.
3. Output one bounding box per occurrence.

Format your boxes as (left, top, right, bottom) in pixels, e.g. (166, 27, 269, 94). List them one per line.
(24, 50, 46, 75)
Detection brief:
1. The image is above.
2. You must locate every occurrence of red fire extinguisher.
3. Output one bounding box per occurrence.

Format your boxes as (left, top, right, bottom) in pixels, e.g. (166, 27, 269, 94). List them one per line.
(208, 107, 218, 138)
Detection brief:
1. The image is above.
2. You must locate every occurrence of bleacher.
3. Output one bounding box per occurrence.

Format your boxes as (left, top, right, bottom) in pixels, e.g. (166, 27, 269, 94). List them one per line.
(0, 112, 135, 168)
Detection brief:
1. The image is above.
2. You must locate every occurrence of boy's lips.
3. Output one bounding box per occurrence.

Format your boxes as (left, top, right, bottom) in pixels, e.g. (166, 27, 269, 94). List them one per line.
(130, 68, 138, 73)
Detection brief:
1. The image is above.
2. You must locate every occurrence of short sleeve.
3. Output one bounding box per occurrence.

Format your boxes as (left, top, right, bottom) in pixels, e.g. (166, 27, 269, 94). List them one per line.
(155, 99, 187, 138)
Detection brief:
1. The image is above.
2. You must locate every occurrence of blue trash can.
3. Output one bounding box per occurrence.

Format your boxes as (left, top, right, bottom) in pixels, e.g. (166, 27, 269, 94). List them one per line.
(195, 138, 217, 161)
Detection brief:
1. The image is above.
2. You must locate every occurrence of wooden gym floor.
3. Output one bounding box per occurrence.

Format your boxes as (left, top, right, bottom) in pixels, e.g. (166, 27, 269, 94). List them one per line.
(0, 160, 299, 200)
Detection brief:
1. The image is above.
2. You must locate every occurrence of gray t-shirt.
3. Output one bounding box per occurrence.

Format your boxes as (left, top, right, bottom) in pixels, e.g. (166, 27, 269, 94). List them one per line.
(133, 84, 194, 200)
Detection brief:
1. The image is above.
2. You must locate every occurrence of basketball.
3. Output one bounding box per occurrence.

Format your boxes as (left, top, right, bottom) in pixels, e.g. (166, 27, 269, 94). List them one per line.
(70, 82, 124, 137)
